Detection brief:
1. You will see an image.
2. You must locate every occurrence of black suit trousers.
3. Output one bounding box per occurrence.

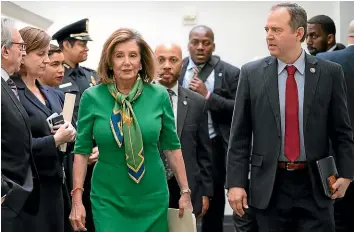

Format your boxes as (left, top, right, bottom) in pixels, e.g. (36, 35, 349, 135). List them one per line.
(168, 177, 180, 209)
(253, 169, 335, 232)
(334, 182, 354, 232)
(233, 210, 258, 232)
(1, 205, 26, 232)
(201, 136, 226, 232)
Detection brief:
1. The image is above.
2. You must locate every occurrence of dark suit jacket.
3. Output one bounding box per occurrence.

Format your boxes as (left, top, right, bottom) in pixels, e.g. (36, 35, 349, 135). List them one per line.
(13, 78, 64, 180)
(179, 56, 240, 146)
(317, 45, 354, 130)
(176, 86, 213, 215)
(1, 77, 38, 217)
(226, 53, 354, 210)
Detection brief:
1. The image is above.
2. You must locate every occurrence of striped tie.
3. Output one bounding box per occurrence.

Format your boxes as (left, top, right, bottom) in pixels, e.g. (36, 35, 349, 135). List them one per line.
(6, 79, 20, 101)
(193, 66, 202, 78)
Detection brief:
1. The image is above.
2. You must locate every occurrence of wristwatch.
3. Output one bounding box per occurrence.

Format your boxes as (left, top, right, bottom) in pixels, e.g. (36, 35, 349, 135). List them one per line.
(180, 188, 191, 195)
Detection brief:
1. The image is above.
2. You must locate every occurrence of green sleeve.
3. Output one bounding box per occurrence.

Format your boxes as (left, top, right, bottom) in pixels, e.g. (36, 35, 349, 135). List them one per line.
(159, 90, 181, 151)
(73, 90, 94, 155)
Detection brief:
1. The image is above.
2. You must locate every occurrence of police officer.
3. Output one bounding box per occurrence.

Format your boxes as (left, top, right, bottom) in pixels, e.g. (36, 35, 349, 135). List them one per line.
(52, 18, 98, 232)
(52, 18, 98, 123)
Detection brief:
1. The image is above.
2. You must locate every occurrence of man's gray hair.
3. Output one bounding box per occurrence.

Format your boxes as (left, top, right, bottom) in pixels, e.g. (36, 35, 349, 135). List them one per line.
(271, 3, 307, 42)
(1, 18, 16, 48)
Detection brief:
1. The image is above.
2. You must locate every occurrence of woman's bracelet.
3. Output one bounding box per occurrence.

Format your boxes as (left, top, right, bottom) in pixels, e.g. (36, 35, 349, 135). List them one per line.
(70, 187, 84, 196)
(180, 188, 191, 195)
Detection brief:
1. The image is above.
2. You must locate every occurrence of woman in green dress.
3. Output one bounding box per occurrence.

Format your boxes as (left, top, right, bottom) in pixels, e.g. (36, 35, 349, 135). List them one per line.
(69, 28, 193, 232)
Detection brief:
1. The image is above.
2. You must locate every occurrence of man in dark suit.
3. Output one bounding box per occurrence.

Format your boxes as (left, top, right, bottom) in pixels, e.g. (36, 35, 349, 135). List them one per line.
(306, 14, 344, 56)
(179, 25, 240, 232)
(226, 3, 354, 232)
(52, 18, 99, 232)
(1, 17, 38, 232)
(317, 19, 354, 232)
(154, 42, 213, 218)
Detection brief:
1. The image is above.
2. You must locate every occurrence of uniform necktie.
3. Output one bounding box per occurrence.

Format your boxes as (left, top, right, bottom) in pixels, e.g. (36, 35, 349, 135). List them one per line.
(7, 78, 20, 101)
(285, 65, 300, 162)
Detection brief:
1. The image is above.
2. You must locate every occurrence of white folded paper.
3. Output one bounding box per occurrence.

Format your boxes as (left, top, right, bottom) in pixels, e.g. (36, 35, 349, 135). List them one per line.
(60, 93, 76, 152)
(168, 208, 196, 232)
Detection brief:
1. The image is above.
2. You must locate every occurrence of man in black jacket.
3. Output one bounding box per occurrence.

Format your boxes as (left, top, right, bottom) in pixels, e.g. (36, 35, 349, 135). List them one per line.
(227, 4, 354, 232)
(179, 25, 240, 232)
(1, 17, 39, 232)
(317, 19, 354, 232)
(155, 42, 213, 218)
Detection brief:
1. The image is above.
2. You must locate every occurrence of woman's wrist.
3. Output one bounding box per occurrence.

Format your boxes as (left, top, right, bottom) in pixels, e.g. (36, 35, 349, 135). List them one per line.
(180, 188, 191, 195)
(71, 187, 84, 202)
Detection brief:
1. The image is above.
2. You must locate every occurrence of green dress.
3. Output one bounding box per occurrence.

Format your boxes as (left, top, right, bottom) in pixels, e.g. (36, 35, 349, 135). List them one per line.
(73, 83, 181, 232)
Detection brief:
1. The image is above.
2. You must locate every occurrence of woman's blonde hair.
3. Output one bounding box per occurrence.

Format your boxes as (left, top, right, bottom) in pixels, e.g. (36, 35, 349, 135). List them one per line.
(97, 28, 155, 84)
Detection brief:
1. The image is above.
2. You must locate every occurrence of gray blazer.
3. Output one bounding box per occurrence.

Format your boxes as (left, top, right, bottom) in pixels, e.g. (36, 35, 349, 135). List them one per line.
(226, 53, 354, 210)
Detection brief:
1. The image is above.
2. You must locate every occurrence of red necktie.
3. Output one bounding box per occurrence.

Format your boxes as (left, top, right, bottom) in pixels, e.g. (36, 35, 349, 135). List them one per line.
(285, 65, 300, 162)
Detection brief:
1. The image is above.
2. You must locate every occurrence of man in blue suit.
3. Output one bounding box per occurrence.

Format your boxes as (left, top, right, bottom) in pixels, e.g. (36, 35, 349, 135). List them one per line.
(317, 19, 354, 232)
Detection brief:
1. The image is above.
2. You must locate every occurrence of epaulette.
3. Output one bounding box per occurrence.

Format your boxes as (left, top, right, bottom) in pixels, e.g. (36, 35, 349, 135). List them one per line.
(80, 66, 98, 86)
(82, 66, 96, 73)
(63, 63, 71, 69)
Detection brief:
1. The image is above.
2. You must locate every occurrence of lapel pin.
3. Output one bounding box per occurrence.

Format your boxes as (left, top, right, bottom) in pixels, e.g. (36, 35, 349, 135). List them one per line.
(310, 68, 316, 73)
(183, 100, 187, 105)
(218, 73, 222, 77)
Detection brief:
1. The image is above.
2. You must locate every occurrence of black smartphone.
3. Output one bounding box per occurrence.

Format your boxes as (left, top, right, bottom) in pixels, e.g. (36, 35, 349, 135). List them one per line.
(50, 115, 65, 127)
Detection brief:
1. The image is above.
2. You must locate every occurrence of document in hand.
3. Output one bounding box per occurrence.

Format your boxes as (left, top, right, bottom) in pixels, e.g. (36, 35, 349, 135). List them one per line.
(168, 208, 196, 232)
(60, 93, 76, 152)
(316, 156, 338, 197)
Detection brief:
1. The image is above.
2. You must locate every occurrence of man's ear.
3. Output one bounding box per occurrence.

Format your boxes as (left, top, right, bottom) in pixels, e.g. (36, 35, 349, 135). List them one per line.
(63, 41, 72, 51)
(327, 34, 335, 46)
(1, 45, 9, 59)
(297, 27, 305, 42)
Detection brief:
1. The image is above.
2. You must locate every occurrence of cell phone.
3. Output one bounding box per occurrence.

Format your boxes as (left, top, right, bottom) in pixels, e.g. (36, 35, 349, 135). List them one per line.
(47, 113, 64, 131)
(50, 115, 64, 127)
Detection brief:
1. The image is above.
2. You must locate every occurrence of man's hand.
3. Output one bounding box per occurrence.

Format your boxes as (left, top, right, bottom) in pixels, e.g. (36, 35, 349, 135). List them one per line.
(227, 187, 248, 217)
(196, 196, 210, 220)
(88, 147, 99, 165)
(331, 178, 352, 199)
(189, 77, 208, 97)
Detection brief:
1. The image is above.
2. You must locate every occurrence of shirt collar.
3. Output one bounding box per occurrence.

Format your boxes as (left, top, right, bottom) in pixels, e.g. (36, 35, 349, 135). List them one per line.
(169, 82, 179, 97)
(277, 49, 305, 75)
(327, 44, 337, 52)
(155, 80, 179, 97)
(187, 57, 205, 71)
(1, 68, 10, 82)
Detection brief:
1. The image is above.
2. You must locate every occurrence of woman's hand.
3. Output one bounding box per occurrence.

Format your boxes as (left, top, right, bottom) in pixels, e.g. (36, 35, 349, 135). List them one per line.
(88, 147, 99, 165)
(178, 192, 193, 218)
(69, 201, 87, 231)
(53, 121, 76, 146)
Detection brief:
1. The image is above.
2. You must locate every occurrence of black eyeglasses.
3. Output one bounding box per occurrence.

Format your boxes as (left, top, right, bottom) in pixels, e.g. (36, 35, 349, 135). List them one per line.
(11, 42, 27, 51)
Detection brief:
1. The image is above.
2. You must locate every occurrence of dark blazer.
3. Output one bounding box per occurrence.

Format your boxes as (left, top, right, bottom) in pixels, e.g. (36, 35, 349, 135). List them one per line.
(13, 78, 64, 180)
(179, 56, 240, 145)
(317, 45, 354, 130)
(226, 53, 354, 210)
(177, 86, 213, 215)
(1, 77, 38, 226)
